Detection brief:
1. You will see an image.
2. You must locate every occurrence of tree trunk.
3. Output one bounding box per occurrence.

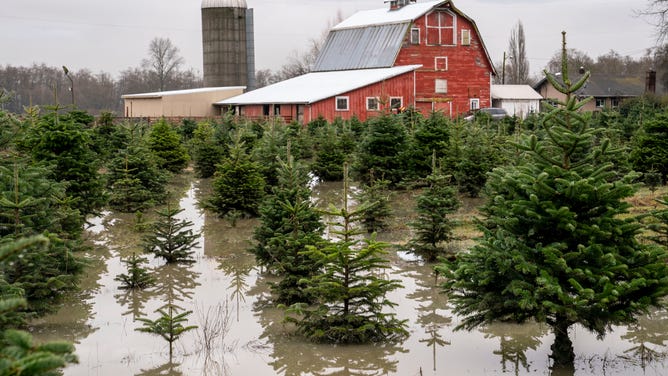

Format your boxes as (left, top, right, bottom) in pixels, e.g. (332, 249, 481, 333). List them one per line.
(550, 318, 575, 374)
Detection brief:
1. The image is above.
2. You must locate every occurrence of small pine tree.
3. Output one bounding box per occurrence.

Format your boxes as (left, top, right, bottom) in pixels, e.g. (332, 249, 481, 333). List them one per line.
(407, 170, 460, 262)
(356, 178, 392, 234)
(648, 196, 668, 247)
(143, 204, 199, 264)
(209, 133, 265, 219)
(135, 304, 197, 361)
(355, 113, 409, 186)
(286, 165, 408, 343)
(115, 252, 155, 289)
(191, 121, 226, 178)
(148, 118, 189, 173)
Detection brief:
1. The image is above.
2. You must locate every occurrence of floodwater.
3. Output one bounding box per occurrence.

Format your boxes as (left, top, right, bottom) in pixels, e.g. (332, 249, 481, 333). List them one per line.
(31, 173, 668, 376)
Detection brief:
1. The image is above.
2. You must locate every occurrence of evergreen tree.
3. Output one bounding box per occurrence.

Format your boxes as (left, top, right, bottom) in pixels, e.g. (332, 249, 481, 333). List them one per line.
(404, 111, 451, 181)
(22, 107, 106, 217)
(312, 119, 357, 182)
(406, 170, 460, 262)
(135, 304, 197, 361)
(209, 134, 265, 219)
(648, 196, 668, 247)
(148, 118, 189, 173)
(191, 121, 226, 179)
(107, 142, 168, 213)
(143, 204, 199, 264)
(356, 178, 392, 234)
(286, 165, 407, 344)
(250, 154, 323, 304)
(0, 236, 78, 375)
(254, 119, 289, 189)
(354, 113, 409, 186)
(630, 111, 668, 184)
(440, 33, 668, 371)
(115, 253, 155, 289)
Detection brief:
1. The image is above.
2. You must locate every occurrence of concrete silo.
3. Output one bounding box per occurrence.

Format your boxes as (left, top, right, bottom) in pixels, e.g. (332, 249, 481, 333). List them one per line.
(201, 0, 255, 90)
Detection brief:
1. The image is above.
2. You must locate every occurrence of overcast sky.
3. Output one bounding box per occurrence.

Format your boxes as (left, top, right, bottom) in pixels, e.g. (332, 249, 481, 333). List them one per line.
(0, 0, 658, 79)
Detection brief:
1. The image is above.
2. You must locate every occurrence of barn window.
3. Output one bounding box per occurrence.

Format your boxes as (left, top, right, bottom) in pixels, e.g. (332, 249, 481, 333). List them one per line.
(336, 96, 349, 111)
(367, 97, 379, 111)
(461, 29, 471, 45)
(435, 56, 448, 71)
(611, 98, 619, 108)
(470, 98, 480, 110)
(426, 10, 456, 45)
(435, 79, 448, 94)
(263, 104, 270, 116)
(410, 28, 420, 44)
(274, 104, 281, 115)
(390, 97, 403, 110)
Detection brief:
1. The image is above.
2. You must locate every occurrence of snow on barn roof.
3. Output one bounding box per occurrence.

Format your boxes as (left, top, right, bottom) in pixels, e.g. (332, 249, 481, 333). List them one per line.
(121, 87, 246, 99)
(217, 65, 422, 105)
(491, 85, 543, 100)
(332, 0, 446, 30)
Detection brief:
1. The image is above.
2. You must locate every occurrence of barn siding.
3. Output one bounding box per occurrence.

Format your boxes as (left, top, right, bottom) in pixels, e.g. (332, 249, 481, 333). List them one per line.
(395, 6, 493, 116)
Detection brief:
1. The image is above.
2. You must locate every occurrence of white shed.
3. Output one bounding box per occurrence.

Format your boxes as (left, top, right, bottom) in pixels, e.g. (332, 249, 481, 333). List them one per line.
(491, 85, 542, 119)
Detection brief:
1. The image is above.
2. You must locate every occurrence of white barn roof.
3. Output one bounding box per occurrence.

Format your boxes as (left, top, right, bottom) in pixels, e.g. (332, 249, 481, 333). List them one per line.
(217, 65, 421, 105)
(332, 0, 446, 30)
(491, 85, 543, 100)
(122, 87, 246, 99)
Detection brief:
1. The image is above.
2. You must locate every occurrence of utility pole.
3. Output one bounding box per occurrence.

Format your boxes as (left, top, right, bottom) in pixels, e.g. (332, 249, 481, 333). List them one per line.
(62, 66, 74, 106)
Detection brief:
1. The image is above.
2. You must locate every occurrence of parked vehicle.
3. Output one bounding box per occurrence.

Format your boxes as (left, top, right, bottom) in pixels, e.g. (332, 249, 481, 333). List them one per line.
(463, 107, 509, 121)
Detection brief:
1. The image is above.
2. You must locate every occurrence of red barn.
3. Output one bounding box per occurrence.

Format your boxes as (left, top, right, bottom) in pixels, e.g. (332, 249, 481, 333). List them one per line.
(218, 0, 495, 123)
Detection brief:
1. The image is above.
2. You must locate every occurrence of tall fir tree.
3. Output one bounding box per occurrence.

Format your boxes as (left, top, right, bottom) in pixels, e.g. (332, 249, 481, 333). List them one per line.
(356, 178, 392, 234)
(440, 32, 668, 371)
(250, 153, 324, 304)
(354, 113, 409, 187)
(286, 165, 407, 344)
(406, 160, 460, 262)
(191, 121, 226, 178)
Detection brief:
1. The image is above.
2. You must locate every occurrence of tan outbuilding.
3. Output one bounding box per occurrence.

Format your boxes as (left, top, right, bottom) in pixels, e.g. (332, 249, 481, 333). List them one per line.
(121, 87, 245, 118)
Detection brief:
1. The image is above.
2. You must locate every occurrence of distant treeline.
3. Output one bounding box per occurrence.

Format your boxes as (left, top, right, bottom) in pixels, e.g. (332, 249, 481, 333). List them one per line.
(0, 63, 202, 115)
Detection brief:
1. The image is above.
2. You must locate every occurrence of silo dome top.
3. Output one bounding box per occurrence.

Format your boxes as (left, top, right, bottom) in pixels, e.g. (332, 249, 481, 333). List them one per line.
(201, 0, 247, 8)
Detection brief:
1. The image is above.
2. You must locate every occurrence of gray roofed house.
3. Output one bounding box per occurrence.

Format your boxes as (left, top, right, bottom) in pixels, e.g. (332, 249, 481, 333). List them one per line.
(533, 72, 647, 112)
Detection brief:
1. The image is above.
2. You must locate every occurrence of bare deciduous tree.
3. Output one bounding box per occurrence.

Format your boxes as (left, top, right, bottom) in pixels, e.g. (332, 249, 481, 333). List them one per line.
(639, 0, 668, 44)
(142, 37, 185, 92)
(507, 20, 530, 84)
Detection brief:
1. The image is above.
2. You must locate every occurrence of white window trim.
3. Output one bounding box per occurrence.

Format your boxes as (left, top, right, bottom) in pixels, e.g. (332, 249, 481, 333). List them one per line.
(435, 79, 448, 94)
(366, 96, 380, 111)
(410, 28, 420, 45)
(461, 29, 471, 46)
(390, 97, 403, 110)
(435, 56, 448, 71)
(335, 96, 349, 111)
(595, 98, 605, 108)
(425, 9, 457, 46)
(470, 98, 480, 110)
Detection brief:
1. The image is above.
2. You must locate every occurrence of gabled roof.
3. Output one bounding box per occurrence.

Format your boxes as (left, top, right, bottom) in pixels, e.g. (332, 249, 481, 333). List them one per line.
(312, 0, 495, 74)
(217, 65, 422, 105)
(533, 73, 645, 98)
(331, 0, 445, 30)
(122, 87, 245, 99)
(491, 85, 543, 100)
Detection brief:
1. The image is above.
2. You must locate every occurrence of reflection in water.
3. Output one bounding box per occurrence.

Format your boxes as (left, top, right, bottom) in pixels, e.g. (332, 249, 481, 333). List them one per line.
(115, 287, 152, 319)
(621, 308, 668, 370)
(151, 263, 201, 310)
(480, 322, 548, 375)
(135, 361, 183, 376)
(27, 175, 668, 376)
(403, 263, 452, 373)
